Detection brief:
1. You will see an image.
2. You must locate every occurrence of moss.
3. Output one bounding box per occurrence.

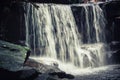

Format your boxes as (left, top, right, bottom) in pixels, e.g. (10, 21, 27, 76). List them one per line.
(0, 40, 28, 71)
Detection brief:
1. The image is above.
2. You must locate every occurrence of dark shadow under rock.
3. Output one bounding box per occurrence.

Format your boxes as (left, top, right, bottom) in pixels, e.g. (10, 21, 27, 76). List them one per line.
(0, 68, 39, 80)
(108, 41, 120, 64)
(49, 72, 74, 79)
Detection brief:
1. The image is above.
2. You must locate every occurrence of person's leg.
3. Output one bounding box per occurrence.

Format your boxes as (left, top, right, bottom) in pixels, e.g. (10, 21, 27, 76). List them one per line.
(23, 50, 31, 65)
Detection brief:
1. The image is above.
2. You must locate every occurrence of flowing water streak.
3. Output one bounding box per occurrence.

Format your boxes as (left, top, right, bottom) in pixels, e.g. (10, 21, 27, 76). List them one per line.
(92, 4, 106, 42)
(24, 3, 108, 69)
(48, 5, 82, 65)
(79, 4, 106, 43)
(76, 4, 107, 67)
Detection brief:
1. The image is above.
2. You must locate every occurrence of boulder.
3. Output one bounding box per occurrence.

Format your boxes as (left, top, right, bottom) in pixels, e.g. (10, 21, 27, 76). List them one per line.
(0, 68, 39, 80)
(49, 72, 74, 79)
(107, 41, 120, 64)
(0, 40, 26, 71)
(104, 1, 120, 42)
(24, 58, 75, 80)
(0, 40, 41, 80)
(24, 58, 61, 73)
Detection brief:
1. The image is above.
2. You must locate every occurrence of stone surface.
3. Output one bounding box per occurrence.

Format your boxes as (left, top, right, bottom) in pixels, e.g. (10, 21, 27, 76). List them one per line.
(0, 40, 26, 71)
(23, 58, 75, 80)
(0, 40, 74, 80)
(24, 58, 62, 73)
(49, 72, 74, 79)
(0, 40, 40, 80)
(0, 68, 39, 80)
(104, 1, 120, 42)
(0, 2, 26, 43)
(107, 41, 120, 64)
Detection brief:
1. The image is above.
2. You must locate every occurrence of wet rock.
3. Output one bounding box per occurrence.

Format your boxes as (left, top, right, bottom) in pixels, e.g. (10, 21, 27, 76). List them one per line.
(109, 41, 120, 51)
(24, 58, 43, 69)
(0, 40, 40, 80)
(105, 1, 120, 19)
(110, 50, 120, 64)
(107, 41, 120, 64)
(0, 2, 26, 43)
(114, 17, 120, 41)
(74, 65, 120, 80)
(104, 1, 120, 43)
(35, 71, 74, 80)
(17, 69, 39, 80)
(0, 40, 67, 80)
(0, 40, 26, 71)
(0, 68, 39, 80)
(49, 72, 74, 79)
(24, 58, 61, 73)
(23, 58, 75, 80)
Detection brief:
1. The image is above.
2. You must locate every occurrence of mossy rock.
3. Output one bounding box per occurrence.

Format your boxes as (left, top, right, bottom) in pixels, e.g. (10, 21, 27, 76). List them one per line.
(0, 40, 28, 71)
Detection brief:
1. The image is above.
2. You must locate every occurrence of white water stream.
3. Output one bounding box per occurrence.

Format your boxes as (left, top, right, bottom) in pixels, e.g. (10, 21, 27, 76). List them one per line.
(24, 3, 109, 74)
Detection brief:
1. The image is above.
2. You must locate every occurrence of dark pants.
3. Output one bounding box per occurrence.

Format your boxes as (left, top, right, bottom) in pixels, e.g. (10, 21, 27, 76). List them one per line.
(24, 50, 31, 64)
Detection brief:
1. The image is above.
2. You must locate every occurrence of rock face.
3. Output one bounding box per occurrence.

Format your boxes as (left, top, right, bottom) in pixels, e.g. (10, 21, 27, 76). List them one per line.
(0, 40, 39, 80)
(23, 58, 75, 80)
(104, 1, 120, 42)
(0, 68, 39, 80)
(49, 72, 74, 79)
(104, 1, 120, 64)
(0, 40, 26, 71)
(108, 41, 120, 64)
(0, 40, 74, 80)
(24, 58, 61, 73)
(0, 2, 26, 44)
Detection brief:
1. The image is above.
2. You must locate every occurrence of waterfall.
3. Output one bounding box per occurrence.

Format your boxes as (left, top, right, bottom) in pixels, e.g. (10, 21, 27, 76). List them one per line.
(78, 4, 106, 43)
(24, 3, 108, 69)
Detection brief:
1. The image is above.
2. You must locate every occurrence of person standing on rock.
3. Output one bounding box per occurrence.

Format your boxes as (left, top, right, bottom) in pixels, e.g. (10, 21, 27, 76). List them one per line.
(23, 49, 31, 65)
(17, 40, 31, 66)
(22, 44, 31, 65)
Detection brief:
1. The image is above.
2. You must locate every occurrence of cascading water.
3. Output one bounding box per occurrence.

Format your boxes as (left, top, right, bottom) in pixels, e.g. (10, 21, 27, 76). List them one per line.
(79, 4, 106, 43)
(24, 3, 108, 73)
